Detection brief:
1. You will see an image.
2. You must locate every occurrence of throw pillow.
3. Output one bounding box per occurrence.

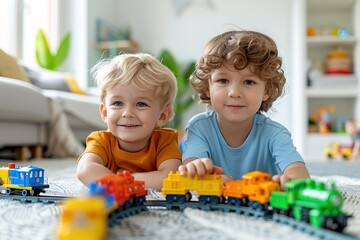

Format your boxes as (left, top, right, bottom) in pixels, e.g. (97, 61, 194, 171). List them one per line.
(23, 64, 87, 95)
(0, 49, 30, 82)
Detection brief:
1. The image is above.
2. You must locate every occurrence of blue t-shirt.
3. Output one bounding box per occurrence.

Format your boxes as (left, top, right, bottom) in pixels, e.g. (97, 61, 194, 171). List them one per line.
(182, 111, 304, 179)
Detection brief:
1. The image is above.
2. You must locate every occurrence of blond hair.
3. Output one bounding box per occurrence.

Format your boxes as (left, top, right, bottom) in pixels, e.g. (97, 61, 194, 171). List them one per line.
(192, 30, 285, 112)
(91, 53, 177, 116)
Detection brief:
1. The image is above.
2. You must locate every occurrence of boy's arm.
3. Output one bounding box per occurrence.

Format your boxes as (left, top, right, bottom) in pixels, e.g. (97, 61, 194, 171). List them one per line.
(132, 158, 182, 191)
(272, 162, 310, 189)
(77, 152, 114, 186)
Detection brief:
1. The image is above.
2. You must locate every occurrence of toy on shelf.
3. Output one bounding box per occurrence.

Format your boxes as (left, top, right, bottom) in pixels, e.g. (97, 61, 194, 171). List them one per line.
(310, 105, 336, 134)
(325, 49, 352, 75)
(306, 25, 350, 39)
(0, 163, 49, 196)
(324, 142, 352, 160)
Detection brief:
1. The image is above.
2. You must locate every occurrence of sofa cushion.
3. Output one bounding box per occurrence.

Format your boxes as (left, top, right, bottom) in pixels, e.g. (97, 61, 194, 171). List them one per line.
(0, 49, 30, 82)
(0, 76, 50, 122)
(23, 65, 88, 95)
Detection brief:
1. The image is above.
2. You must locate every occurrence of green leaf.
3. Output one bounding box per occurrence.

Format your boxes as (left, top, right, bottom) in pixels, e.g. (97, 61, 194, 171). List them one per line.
(158, 49, 186, 95)
(54, 32, 71, 70)
(35, 29, 54, 70)
(158, 49, 196, 128)
(184, 61, 196, 82)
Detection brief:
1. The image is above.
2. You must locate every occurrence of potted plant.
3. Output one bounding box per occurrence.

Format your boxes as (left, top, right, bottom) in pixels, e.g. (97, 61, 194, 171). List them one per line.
(35, 29, 71, 71)
(158, 49, 196, 131)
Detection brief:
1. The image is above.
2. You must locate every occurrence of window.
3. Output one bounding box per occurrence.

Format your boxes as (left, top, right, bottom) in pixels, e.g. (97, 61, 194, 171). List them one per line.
(0, 0, 55, 65)
(0, 0, 18, 55)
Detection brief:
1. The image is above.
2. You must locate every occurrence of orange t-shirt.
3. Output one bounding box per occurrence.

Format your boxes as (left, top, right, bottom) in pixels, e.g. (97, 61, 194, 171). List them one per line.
(80, 128, 182, 173)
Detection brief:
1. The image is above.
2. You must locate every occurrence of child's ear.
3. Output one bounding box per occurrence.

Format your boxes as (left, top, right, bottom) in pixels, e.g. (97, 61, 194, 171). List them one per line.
(99, 102, 107, 122)
(157, 107, 173, 127)
(206, 90, 210, 98)
(262, 88, 270, 102)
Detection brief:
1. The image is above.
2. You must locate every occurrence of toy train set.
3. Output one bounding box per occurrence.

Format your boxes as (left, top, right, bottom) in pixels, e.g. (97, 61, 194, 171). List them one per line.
(0, 163, 357, 240)
(0, 163, 49, 196)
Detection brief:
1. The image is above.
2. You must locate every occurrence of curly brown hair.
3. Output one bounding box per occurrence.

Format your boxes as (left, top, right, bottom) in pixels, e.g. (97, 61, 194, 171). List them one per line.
(191, 30, 285, 112)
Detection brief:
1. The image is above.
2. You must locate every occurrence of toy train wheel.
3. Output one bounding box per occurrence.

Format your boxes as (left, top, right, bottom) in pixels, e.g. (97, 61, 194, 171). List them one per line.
(165, 194, 191, 204)
(21, 189, 29, 196)
(124, 200, 132, 209)
(165, 195, 175, 203)
(5, 188, 12, 195)
(301, 207, 310, 222)
(227, 197, 244, 206)
(323, 216, 347, 232)
(134, 196, 146, 206)
(33, 189, 42, 196)
(199, 196, 220, 204)
(276, 208, 292, 217)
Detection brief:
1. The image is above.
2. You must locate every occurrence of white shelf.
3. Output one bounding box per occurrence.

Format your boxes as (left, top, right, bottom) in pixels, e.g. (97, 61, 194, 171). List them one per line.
(307, 36, 356, 46)
(306, 88, 358, 97)
(300, 0, 359, 160)
(307, 74, 358, 97)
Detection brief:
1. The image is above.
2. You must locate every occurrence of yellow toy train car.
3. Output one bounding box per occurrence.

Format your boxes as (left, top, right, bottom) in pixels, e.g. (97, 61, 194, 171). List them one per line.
(57, 197, 107, 240)
(162, 171, 224, 204)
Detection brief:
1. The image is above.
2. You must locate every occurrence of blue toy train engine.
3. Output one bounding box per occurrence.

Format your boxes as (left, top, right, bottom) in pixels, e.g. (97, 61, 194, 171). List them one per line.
(0, 163, 49, 196)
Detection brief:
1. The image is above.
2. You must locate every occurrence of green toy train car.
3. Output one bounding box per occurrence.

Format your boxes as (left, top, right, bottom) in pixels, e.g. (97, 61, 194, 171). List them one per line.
(270, 178, 351, 232)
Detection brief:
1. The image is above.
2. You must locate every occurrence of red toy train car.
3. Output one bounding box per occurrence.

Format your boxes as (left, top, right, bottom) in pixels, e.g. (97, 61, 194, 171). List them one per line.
(94, 171, 148, 209)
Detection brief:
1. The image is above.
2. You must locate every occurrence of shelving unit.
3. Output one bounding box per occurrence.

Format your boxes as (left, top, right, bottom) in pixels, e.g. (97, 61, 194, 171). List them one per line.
(293, 0, 360, 160)
(95, 40, 139, 57)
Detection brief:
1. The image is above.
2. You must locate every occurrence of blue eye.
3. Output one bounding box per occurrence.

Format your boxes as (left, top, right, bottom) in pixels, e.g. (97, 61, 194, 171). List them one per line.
(218, 79, 228, 84)
(113, 101, 123, 107)
(136, 102, 148, 107)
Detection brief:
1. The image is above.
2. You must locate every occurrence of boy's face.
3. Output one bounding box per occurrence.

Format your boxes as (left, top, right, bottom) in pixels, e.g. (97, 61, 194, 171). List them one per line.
(100, 83, 170, 152)
(208, 63, 269, 127)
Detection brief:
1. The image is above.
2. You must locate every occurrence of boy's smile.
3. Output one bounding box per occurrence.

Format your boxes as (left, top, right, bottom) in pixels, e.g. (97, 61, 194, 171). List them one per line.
(209, 63, 269, 129)
(100, 83, 166, 152)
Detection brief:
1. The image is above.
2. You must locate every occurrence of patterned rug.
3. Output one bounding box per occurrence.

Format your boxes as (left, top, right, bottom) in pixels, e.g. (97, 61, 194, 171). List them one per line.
(0, 159, 359, 240)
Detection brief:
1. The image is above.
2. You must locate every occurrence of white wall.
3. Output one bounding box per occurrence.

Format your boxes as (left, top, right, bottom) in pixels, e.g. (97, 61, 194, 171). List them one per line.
(84, 0, 294, 131)
(58, 0, 89, 90)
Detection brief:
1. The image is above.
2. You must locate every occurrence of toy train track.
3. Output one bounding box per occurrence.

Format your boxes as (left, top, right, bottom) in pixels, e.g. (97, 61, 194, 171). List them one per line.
(0, 193, 358, 240)
(0, 194, 69, 204)
(272, 214, 358, 240)
(145, 200, 270, 218)
(145, 200, 359, 240)
(108, 205, 148, 227)
(0, 165, 356, 240)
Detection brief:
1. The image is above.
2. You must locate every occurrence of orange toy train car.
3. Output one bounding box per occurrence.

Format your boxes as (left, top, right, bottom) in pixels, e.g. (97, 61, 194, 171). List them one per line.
(162, 170, 280, 207)
(223, 171, 280, 205)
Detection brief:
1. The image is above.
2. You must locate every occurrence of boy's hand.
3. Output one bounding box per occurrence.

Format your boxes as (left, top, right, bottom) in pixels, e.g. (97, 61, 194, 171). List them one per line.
(272, 162, 310, 190)
(178, 158, 223, 178)
(272, 174, 290, 190)
(222, 174, 234, 185)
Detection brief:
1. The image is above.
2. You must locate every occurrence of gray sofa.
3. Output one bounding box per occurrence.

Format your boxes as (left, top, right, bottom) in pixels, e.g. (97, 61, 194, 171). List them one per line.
(0, 76, 106, 160)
